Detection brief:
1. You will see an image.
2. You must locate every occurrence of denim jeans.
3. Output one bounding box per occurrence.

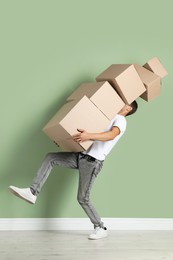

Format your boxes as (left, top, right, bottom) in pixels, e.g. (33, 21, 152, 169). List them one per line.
(30, 152, 104, 229)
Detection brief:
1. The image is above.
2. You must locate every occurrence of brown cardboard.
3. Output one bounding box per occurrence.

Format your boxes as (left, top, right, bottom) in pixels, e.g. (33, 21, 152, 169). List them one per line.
(67, 81, 125, 120)
(143, 57, 168, 78)
(96, 64, 146, 104)
(134, 64, 161, 101)
(42, 95, 110, 152)
(56, 139, 85, 152)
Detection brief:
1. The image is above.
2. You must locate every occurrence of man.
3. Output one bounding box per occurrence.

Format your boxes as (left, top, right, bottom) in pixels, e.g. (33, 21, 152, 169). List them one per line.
(9, 101, 138, 240)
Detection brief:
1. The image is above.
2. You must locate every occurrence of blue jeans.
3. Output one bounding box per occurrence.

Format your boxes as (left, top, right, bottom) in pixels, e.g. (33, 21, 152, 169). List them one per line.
(30, 152, 104, 228)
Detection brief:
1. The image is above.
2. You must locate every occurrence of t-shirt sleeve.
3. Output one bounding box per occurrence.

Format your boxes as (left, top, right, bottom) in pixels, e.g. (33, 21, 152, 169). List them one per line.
(112, 117, 127, 134)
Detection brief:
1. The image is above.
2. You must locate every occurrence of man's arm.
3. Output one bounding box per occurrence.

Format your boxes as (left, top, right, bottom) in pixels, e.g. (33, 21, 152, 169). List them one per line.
(72, 126, 120, 143)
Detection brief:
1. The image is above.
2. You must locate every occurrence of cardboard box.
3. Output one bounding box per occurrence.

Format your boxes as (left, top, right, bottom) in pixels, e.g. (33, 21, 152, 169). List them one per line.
(42, 95, 110, 152)
(67, 81, 125, 120)
(134, 64, 161, 101)
(143, 57, 168, 78)
(96, 64, 146, 104)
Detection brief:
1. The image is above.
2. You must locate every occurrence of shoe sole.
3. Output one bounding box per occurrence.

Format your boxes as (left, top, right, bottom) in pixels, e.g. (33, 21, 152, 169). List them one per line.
(88, 234, 108, 240)
(8, 187, 35, 205)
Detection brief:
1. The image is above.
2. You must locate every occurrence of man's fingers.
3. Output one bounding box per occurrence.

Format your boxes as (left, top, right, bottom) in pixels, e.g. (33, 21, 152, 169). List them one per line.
(72, 132, 84, 143)
(74, 138, 81, 142)
(73, 136, 82, 143)
(72, 133, 81, 138)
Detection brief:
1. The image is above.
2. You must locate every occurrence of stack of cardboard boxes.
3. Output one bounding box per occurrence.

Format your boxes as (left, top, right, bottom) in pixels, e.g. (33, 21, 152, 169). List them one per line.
(43, 57, 168, 151)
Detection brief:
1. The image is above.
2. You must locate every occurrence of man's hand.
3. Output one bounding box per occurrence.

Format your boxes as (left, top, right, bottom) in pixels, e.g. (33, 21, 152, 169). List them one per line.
(72, 129, 91, 143)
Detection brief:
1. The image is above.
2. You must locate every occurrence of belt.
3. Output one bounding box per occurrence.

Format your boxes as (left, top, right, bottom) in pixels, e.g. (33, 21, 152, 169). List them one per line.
(79, 153, 97, 162)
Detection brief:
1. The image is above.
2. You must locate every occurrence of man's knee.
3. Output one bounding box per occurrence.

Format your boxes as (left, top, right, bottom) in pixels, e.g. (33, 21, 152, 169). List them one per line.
(44, 152, 57, 166)
(45, 152, 54, 160)
(77, 194, 89, 205)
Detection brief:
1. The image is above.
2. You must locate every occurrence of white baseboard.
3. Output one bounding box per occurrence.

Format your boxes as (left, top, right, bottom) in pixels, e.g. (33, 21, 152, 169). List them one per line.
(1, 218, 173, 231)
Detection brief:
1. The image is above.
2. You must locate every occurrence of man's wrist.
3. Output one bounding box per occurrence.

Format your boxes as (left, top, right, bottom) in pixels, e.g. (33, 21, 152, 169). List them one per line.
(88, 133, 95, 141)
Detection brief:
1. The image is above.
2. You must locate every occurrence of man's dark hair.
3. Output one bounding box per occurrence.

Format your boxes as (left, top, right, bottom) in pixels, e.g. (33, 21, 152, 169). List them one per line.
(126, 100, 138, 116)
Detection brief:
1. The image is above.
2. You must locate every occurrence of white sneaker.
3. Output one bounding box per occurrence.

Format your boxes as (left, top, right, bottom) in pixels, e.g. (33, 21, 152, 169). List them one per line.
(9, 186, 37, 204)
(88, 227, 108, 240)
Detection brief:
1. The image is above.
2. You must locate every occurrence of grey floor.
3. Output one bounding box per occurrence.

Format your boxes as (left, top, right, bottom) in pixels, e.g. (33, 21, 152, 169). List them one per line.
(1, 230, 173, 260)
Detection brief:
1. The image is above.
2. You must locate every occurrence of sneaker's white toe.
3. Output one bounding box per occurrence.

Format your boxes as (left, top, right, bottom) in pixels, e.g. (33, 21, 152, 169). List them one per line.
(9, 186, 37, 204)
(88, 227, 108, 240)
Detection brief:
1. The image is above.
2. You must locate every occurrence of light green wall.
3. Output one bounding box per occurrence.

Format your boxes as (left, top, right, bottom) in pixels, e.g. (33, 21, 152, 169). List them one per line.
(0, 0, 172, 218)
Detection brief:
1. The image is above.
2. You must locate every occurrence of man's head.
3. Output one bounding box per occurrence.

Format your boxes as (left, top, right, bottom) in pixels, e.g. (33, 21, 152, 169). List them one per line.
(118, 100, 138, 117)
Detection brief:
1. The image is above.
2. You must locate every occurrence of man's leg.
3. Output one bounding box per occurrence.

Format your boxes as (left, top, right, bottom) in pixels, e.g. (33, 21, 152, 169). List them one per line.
(9, 152, 79, 203)
(30, 152, 79, 196)
(77, 153, 104, 229)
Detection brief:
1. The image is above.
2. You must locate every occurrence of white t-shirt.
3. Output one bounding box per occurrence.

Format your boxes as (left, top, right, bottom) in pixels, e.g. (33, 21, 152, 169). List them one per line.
(82, 114, 127, 161)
